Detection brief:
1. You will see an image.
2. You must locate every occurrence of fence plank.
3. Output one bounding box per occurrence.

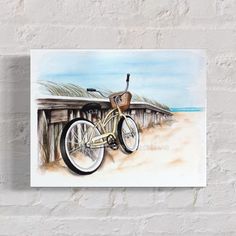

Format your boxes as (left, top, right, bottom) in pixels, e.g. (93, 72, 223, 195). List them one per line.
(48, 124, 55, 162)
(38, 110, 48, 164)
(50, 109, 68, 123)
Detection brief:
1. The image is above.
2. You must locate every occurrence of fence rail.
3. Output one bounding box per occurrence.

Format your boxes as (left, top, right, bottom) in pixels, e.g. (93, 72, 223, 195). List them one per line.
(37, 96, 173, 164)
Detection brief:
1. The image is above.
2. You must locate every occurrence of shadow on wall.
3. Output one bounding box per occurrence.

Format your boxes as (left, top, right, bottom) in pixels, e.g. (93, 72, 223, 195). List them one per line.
(0, 55, 30, 190)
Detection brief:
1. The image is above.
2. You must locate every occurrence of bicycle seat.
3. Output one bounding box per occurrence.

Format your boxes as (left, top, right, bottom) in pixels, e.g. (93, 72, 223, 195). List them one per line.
(81, 103, 101, 114)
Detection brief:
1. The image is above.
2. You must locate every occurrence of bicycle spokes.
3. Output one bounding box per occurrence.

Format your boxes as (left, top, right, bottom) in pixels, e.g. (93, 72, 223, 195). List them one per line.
(63, 120, 104, 172)
(118, 116, 139, 153)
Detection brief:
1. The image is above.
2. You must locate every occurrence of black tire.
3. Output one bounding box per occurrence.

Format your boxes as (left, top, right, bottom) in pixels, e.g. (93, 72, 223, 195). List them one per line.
(117, 116, 140, 154)
(60, 118, 105, 175)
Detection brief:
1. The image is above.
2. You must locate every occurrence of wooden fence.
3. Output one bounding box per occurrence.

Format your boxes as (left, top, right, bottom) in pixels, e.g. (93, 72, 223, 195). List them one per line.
(37, 96, 173, 164)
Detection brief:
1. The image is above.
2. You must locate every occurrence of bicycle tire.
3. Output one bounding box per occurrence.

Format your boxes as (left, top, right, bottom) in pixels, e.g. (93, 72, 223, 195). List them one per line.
(60, 118, 105, 175)
(117, 116, 139, 154)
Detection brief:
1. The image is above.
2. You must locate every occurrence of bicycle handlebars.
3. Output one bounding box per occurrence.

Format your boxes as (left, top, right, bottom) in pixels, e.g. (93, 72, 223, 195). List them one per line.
(87, 73, 130, 98)
(125, 73, 130, 92)
(126, 73, 130, 82)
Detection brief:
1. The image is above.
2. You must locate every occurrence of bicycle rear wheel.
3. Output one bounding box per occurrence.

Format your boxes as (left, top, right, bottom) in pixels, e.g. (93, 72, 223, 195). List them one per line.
(60, 118, 105, 175)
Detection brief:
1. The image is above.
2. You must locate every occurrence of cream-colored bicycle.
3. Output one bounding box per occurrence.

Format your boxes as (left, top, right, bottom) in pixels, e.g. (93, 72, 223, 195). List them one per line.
(60, 74, 140, 175)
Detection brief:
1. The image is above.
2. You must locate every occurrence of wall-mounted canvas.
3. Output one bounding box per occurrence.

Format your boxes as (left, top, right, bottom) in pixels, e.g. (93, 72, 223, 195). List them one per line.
(31, 49, 206, 187)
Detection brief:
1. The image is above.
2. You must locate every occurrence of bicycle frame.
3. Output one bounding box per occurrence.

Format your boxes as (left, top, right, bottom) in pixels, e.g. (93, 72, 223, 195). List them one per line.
(87, 106, 129, 148)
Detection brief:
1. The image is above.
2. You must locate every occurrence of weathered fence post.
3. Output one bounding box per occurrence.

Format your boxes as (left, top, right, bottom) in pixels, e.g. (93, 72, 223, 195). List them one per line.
(38, 110, 48, 164)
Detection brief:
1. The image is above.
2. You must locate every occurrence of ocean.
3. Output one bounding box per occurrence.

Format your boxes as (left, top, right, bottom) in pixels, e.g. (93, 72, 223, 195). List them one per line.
(170, 107, 204, 112)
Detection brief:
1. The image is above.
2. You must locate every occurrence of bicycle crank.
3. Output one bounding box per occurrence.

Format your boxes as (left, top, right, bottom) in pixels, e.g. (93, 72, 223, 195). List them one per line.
(107, 135, 118, 150)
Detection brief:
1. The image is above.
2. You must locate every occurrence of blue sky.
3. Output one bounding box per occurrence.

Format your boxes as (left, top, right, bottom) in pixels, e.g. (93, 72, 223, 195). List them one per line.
(33, 50, 206, 108)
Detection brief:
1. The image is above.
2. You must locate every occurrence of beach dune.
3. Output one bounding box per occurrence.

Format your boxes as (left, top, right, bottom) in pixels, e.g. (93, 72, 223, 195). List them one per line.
(40, 112, 206, 187)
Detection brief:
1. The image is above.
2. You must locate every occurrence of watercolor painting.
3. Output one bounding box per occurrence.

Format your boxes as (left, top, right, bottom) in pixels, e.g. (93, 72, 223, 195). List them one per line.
(31, 49, 206, 187)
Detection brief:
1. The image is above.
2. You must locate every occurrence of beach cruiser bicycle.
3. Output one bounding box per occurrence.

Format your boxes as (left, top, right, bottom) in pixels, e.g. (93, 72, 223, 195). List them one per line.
(60, 74, 140, 175)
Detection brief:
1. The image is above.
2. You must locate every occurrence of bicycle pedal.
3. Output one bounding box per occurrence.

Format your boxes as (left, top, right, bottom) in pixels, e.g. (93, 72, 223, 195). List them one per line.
(110, 142, 118, 150)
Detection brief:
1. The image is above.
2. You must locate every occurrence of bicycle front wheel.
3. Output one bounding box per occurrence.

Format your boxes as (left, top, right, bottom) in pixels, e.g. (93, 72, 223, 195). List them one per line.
(60, 118, 105, 175)
(117, 116, 139, 154)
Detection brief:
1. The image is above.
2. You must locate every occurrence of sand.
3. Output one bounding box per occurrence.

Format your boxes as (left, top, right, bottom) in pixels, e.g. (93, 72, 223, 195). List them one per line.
(35, 112, 206, 187)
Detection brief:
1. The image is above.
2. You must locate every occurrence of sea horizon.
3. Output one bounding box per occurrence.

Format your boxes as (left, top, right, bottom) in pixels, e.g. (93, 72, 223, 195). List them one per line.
(170, 107, 204, 112)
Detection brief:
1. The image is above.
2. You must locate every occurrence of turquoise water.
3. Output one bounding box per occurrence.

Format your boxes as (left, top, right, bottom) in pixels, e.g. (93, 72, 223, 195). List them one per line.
(170, 107, 204, 112)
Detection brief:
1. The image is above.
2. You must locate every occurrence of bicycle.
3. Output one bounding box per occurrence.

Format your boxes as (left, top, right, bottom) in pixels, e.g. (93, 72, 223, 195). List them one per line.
(60, 74, 140, 175)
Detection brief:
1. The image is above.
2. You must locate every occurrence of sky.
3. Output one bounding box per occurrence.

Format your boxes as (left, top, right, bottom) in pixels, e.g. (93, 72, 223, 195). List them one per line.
(32, 50, 206, 108)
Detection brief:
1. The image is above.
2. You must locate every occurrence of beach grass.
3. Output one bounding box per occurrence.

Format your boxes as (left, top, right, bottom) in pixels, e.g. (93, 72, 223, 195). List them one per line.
(39, 81, 170, 111)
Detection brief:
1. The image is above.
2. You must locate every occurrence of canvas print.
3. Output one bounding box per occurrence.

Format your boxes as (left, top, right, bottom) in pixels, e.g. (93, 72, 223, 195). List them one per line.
(31, 49, 206, 187)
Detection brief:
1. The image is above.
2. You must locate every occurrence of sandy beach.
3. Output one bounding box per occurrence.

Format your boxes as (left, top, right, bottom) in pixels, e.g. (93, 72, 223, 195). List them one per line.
(35, 112, 206, 187)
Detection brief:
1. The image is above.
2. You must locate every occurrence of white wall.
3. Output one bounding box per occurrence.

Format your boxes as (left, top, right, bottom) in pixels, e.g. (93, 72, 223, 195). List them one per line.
(0, 0, 236, 235)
